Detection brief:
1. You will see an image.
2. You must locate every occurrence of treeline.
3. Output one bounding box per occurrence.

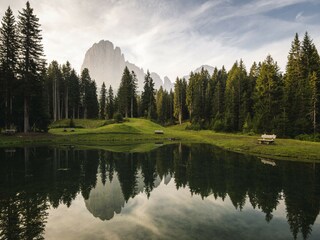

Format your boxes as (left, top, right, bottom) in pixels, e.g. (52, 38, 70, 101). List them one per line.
(179, 33, 320, 137)
(1, 2, 319, 137)
(0, 2, 100, 132)
(110, 32, 320, 137)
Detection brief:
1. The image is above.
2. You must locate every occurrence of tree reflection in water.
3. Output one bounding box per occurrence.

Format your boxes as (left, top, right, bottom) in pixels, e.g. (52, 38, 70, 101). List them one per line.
(0, 144, 319, 240)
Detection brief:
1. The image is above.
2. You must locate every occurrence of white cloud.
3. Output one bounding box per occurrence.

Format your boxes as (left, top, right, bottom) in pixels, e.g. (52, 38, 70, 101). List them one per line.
(0, 0, 320, 80)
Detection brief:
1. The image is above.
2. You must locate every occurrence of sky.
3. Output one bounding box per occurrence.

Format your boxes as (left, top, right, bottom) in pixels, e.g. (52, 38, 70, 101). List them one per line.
(1, 0, 320, 81)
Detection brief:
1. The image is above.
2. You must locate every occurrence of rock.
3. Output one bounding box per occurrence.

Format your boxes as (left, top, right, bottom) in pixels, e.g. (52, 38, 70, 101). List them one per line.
(81, 40, 172, 91)
(163, 76, 174, 91)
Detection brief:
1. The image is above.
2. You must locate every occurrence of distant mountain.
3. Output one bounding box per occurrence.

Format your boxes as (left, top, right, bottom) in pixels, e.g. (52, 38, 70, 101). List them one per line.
(81, 40, 173, 91)
(183, 64, 215, 80)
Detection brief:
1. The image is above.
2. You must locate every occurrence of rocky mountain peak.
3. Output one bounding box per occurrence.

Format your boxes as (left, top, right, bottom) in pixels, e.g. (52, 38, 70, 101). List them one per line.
(81, 40, 172, 91)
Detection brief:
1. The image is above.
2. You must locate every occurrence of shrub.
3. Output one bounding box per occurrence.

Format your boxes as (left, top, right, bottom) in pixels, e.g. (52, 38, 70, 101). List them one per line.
(114, 112, 123, 123)
(69, 118, 75, 128)
(212, 119, 224, 132)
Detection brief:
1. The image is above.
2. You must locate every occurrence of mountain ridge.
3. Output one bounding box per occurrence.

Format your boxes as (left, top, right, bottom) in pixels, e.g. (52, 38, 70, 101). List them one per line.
(81, 40, 173, 91)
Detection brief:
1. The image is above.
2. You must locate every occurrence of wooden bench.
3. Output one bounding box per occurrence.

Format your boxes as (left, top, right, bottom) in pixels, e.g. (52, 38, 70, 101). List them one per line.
(2, 129, 17, 135)
(154, 130, 164, 134)
(258, 134, 276, 144)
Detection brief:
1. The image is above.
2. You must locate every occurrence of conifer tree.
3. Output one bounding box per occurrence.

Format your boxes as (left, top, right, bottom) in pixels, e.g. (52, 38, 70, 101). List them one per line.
(69, 69, 80, 119)
(186, 69, 209, 125)
(253, 55, 283, 133)
(106, 85, 114, 119)
(285, 33, 310, 135)
(186, 72, 196, 120)
(173, 77, 187, 124)
(99, 82, 106, 119)
(80, 68, 91, 118)
(0, 7, 18, 128)
(61, 61, 72, 119)
(212, 66, 227, 122)
(18, 1, 46, 132)
(141, 70, 156, 119)
(117, 67, 137, 118)
(156, 86, 165, 123)
(310, 72, 318, 136)
(224, 60, 248, 131)
(86, 80, 99, 118)
(47, 61, 62, 121)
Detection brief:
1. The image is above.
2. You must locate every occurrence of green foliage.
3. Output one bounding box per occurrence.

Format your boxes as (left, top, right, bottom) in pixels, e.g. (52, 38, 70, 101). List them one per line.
(253, 55, 283, 133)
(186, 68, 211, 124)
(212, 119, 224, 132)
(99, 82, 106, 119)
(224, 60, 249, 131)
(284, 33, 320, 136)
(295, 134, 320, 142)
(141, 70, 156, 119)
(106, 85, 115, 119)
(17, 2, 47, 132)
(80, 68, 99, 119)
(0, 7, 18, 129)
(174, 77, 188, 124)
(69, 118, 75, 128)
(117, 67, 137, 118)
(114, 112, 123, 123)
(156, 86, 173, 125)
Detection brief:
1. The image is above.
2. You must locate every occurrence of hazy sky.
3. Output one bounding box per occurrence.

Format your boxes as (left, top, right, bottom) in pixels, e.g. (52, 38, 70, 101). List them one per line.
(1, 0, 320, 81)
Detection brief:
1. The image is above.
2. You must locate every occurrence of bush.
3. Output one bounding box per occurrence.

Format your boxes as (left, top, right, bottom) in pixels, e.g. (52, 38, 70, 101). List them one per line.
(295, 134, 320, 142)
(212, 119, 224, 132)
(69, 118, 75, 128)
(185, 122, 201, 131)
(114, 112, 123, 123)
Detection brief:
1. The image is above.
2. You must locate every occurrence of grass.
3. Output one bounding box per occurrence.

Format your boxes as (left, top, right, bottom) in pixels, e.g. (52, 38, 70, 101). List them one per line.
(1, 118, 320, 162)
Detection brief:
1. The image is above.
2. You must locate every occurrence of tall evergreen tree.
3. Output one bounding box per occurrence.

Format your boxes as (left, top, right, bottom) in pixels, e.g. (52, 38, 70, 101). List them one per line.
(18, 1, 46, 132)
(224, 60, 248, 131)
(301, 32, 320, 131)
(106, 85, 114, 119)
(99, 82, 106, 119)
(173, 77, 187, 124)
(0, 7, 18, 128)
(80, 68, 91, 119)
(118, 67, 136, 118)
(47, 61, 62, 121)
(253, 55, 283, 133)
(310, 72, 318, 136)
(141, 70, 156, 119)
(61, 61, 72, 119)
(285, 33, 310, 135)
(186, 68, 210, 125)
(212, 66, 227, 121)
(156, 86, 165, 123)
(86, 80, 99, 118)
(68, 69, 80, 119)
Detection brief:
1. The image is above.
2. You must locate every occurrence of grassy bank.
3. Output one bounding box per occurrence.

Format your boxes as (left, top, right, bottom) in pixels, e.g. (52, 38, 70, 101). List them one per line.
(1, 118, 320, 162)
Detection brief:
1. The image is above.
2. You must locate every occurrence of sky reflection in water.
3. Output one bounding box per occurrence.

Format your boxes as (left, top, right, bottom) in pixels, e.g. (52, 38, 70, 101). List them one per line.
(0, 144, 319, 240)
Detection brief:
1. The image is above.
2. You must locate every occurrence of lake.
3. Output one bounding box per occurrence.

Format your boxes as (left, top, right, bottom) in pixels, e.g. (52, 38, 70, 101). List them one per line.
(0, 143, 319, 240)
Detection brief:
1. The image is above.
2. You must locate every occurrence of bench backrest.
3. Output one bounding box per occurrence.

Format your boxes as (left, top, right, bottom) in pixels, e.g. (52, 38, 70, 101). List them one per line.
(261, 134, 276, 140)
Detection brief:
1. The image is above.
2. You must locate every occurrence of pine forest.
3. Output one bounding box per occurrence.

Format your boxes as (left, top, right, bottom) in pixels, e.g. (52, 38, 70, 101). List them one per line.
(0, 2, 319, 138)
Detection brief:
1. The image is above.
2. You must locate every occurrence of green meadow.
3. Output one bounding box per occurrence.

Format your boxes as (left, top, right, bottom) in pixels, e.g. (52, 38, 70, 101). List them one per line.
(1, 118, 320, 162)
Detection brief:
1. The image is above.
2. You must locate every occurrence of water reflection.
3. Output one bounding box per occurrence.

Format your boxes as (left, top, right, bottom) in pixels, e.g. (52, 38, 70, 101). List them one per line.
(0, 144, 319, 239)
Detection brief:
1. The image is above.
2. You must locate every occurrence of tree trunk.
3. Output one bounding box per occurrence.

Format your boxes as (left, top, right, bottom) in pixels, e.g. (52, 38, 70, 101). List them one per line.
(65, 86, 69, 119)
(57, 83, 60, 120)
(131, 96, 133, 118)
(24, 96, 29, 133)
(53, 78, 56, 121)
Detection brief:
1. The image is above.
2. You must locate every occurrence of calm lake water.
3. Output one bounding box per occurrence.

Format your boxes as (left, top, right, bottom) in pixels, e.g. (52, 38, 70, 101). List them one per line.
(0, 144, 320, 240)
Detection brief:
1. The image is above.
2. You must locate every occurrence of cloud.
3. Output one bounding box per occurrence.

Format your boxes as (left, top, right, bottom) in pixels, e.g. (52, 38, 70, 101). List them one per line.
(0, 0, 320, 81)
